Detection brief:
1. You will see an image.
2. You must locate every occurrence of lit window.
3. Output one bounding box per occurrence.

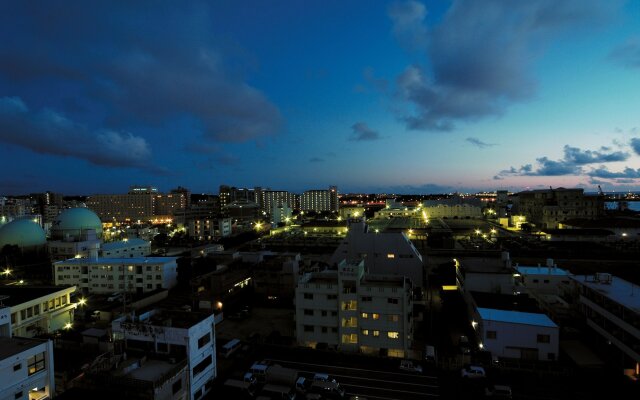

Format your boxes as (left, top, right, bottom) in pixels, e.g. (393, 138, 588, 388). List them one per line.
(387, 254, 395, 259)
(372, 313, 380, 320)
(361, 329, 369, 336)
(361, 312, 368, 319)
(372, 330, 380, 337)
(388, 331, 399, 339)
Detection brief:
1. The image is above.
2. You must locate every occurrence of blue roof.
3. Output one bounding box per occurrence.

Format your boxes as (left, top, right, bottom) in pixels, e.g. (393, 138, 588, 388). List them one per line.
(516, 266, 571, 276)
(478, 308, 557, 328)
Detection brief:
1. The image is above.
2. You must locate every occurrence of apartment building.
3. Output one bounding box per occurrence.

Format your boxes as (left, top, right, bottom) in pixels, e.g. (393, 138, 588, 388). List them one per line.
(300, 187, 338, 213)
(515, 188, 604, 229)
(296, 260, 413, 358)
(54, 257, 178, 295)
(0, 307, 56, 400)
(571, 273, 640, 377)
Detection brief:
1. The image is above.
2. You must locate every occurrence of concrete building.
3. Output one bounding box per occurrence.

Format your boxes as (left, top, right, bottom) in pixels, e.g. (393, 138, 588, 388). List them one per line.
(187, 217, 232, 241)
(154, 187, 189, 218)
(110, 309, 217, 400)
(516, 261, 573, 296)
(296, 260, 413, 358)
(339, 206, 365, 220)
(0, 286, 77, 337)
(329, 220, 424, 289)
(252, 253, 301, 303)
(54, 257, 178, 295)
(476, 307, 560, 361)
(570, 273, 640, 377)
(0, 306, 56, 400)
(260, 191, 297, 214)
(86, 186, 157, 222)
(515, 188, 604, 229)
(270, 202, 292, 226)
(100, 238, 151, 258)
(300, 187, 338, 213)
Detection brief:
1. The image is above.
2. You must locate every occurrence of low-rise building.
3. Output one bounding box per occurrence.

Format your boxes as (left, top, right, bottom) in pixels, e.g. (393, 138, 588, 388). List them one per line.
(0, 286, 77, 337)
(100, 238, 151, 258)
(54, 257, 178, 295)
(570, 273, 640, 377)
(296, 260, 413, 358)
(0, 306, 56, 400)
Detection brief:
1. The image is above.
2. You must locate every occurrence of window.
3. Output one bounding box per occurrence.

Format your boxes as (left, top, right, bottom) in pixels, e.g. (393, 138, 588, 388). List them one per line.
(532, 279, 539, 283)
(331, 327, 338, 333)
(388, 315, 399, 322)
(321, 327, 328, 333)
(486, 330, 497, 339)
(537, 334, 550, 343)
(172, 379, 182, 394)
(27, 308, 32, 318)
(14, 392, 22, 400)
(361, 296, 372, 302)
(304, 293, 313, 300)
(321, 310, 327, 317)
(388, 332, 399, 339)
(341, 334, 357, 344)
(21, 310, 26, 320)
(198, 333, 211, 348)
(13, 363, 21, 371)
(388, 298, 399, 304)
(327, 294, 337, 300)
(361, 329, 369, 336)
(303, 325, 314, 332)
(28, 352, 46, 375)
(387, 254, 395, 259)
(372, 330, 380, 337)
(304, 309, 314, 316)
(331, 311, 337, 316)
(361, 312, 369, 319)
(192, 355, 212, 377)
(372, 313, 380, 320)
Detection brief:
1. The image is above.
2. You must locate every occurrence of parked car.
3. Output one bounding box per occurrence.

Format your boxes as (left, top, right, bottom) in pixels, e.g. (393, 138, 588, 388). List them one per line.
(313, 373, 338, 384)
(460, 365, 486, 379)
(485, 384, 512, 398)
(399, 360, 423, 374)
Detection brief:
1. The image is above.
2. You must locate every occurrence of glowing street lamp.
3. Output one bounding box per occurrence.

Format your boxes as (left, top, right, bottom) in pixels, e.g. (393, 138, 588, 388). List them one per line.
(78, 298, 87, 307)
(2, 268, 11, 277)
(64, 322, 72, 330)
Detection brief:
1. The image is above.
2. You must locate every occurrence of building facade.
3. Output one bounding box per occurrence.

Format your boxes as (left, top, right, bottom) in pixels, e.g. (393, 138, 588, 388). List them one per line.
(515, 188, 604, 229)
(296, 260, 413, 358)
(300, 187, 338, 213)
(54, 257, 178, 295)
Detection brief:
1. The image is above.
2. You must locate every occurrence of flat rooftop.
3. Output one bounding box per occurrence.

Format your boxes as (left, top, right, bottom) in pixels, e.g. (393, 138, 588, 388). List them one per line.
(571, 275, 640, 313)
(0, 336, 48, 359)
(517, 266, 571, 277)
(478, 307, 557, 328)
(124, 359, 182, 382)
(57, 256, 177, 265)
(120, 309, 214, 329)
(0, 286, 74, 306)
(101, 238, 149, 251)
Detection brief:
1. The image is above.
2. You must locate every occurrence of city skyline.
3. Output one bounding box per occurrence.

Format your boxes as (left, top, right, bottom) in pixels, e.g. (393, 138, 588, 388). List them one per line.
(1, 1, 640, 195)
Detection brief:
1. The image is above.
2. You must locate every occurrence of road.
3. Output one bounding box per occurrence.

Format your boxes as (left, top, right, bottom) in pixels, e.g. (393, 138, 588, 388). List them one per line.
(265, 358, 440, 399)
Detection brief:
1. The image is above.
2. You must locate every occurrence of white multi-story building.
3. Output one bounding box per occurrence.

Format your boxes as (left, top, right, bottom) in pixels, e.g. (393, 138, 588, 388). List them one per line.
(112, 309, 217, 400)
(100, 238, 151, 258)
(260, 191, 297, 214)
(0, 306, 55, 400)
(300, 188, 338, 213)
(475, 307, 559, 361)
(187, 218, 232, 240)
(54, 257, 178, 295)
(516, 260, 573, 296)
(571, 273, 640, 377)
(296, 260, 413, 358)
(330, 220, 424, 289)
(0, 286, 77, 337)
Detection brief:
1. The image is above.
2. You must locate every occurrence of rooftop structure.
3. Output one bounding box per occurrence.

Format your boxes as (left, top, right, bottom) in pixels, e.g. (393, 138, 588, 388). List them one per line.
(0, 218, 46, 249)
(477, 308, 557, 328)
(51, 207, 103, 241)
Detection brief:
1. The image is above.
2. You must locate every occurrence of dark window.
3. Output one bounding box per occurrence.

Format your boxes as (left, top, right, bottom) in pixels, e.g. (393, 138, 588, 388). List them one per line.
(15, 392, 22, 400)
(304, 325, 314, 332)
(547, 352, 556, 360)
(537, 334, 550, 343)
(387, 298, 399, 304)
(13, 363, 21, 371)
(193, 355, 212, 377)
(327, 294, 337, 300)
(172, 379, 182, 394)
(361, 296, 372, 302)
(486, 330, 497, 339)
(331, 327, 337, 333)
(321, 327, 328, 333)
(304, 293, 313, 300)
(304, 309, 313, 316)
(28, 353, 45, 375)
(321, 310, 327, 317)
(198, 333, 211, 348)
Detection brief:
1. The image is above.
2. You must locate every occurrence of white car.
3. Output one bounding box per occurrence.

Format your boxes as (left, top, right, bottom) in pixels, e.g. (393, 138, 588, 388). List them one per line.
(399, 360, 423, 373)
(460, 365, 486, 378)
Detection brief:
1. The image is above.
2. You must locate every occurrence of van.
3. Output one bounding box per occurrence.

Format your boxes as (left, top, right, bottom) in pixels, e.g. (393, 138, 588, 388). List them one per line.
(220, 338, 242, 358)
(424, 345, 436, 363)
(248, 362, 269, 382)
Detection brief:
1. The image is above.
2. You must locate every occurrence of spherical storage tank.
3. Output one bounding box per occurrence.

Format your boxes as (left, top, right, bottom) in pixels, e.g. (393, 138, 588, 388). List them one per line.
(50, 207, 103, 241)
(0, 218, 47, 249)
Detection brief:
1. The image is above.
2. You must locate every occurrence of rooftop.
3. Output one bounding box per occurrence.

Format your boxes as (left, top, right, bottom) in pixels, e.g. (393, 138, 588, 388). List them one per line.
(56, 256, 177, 265)
(471, 291, 541, 313)
(571, 275, 640, 313)
(0, 286, 75, 307)
(516, 266, 571, 277)
(0, 336, 48, 360)
(101, 238, 149, 251)
(478, 307, 557, 328)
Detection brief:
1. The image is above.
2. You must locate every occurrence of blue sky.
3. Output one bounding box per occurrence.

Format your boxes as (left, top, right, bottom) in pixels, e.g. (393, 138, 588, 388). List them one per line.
(1, 0, 639, 195)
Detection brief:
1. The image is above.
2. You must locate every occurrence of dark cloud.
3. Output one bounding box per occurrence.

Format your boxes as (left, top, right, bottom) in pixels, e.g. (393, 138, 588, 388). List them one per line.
(493, 175, 503, 180)
(588, 166, 640, 179)
(309, 157, 325, 163)
(0, 2, 283, 144)
(350, 122, 381, 141)
(0, 97, 161, 172)
(497, 144, 627, 178)
(609, 37, 640, 68)
(389, 0, 621, 131)
(466, 137, 496, 149)
(630, 138, 640, 155)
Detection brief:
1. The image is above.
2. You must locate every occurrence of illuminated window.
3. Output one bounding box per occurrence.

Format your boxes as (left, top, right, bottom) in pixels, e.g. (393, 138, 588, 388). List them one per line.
(28, 352, 45, 375)
(341, 334, 358, 344)
(361, 312, 369, 319)
(372, 313, 380, 320)
(388, 315, 399, 322)
(387, 254, 395, 259)
(372, 330, 380, 337)
(361, 329, 369, 336)
(388, 332, 399, 339)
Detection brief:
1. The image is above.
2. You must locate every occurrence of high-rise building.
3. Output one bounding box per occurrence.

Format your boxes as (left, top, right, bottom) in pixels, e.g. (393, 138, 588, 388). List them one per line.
(301, 187, 338, 213)
(260, 190, 296, 214)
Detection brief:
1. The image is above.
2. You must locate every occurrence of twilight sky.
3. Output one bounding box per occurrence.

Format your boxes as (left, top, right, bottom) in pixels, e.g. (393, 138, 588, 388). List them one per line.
(1, 0, 640, 195)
